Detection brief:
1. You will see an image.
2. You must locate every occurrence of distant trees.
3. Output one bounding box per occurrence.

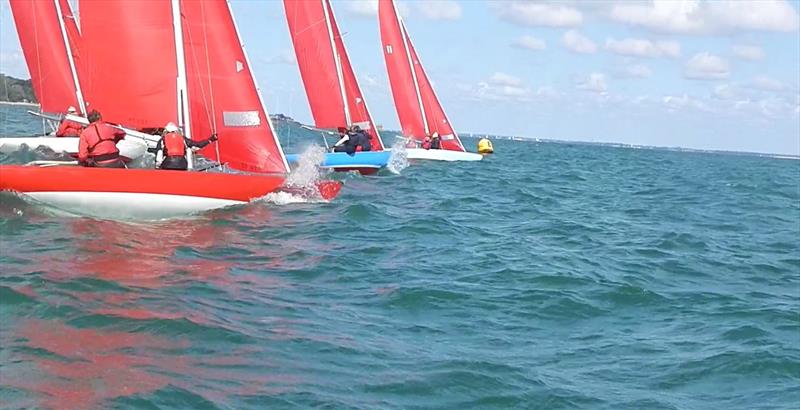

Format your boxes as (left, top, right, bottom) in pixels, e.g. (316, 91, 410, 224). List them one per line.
(0, 74, 36, 103)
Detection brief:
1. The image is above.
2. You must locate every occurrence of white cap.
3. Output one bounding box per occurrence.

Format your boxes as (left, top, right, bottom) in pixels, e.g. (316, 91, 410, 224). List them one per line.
(432, 131, 439, 138)
(67, 106, 77, 113)
(165, 122, 179, 132)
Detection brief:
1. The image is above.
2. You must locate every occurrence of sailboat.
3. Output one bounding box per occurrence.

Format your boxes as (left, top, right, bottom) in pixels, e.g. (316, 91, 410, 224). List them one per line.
(1, 0, 146, 161)
(378, 0, 482, 161)
(283, 0, 392, 175)
(0, 0, 341, 219)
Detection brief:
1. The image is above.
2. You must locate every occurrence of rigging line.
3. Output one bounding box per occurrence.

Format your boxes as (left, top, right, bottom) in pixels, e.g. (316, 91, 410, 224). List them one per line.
(32, 7, 46, 133)
(182, 11, 221, 168)
(182, 13, 213, 133)
(1, 9, 7, 136)
(199, 1, 221, 165)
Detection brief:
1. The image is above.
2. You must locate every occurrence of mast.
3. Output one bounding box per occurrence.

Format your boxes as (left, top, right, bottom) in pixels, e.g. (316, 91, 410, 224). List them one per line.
(321, 0, 351, 127)
(171, 0, 191, 140)
(393, 1, 428, 136)
(225, 0, 289, 171)
(53, 0, 85, 113)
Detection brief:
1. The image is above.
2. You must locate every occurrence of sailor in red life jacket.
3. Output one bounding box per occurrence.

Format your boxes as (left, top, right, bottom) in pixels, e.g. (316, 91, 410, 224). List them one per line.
(155, 122, 218, 171)
(421, 135, 432, 150)
(56, 106, 84, 138)
(78, 110, 126, 168)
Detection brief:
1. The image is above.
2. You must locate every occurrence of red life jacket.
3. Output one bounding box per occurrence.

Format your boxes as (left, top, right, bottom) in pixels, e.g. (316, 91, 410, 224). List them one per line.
(56, 119, 83, 138)
(163, 132, 186, 157)
(81, 122, 121, 163)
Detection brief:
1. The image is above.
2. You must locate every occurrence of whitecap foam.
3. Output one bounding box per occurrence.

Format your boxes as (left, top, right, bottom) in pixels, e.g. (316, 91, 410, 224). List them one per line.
(387, 141, 409, 174)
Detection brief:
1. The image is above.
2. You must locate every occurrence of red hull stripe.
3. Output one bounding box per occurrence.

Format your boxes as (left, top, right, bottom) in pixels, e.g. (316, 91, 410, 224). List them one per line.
(0, 166, 285, 202)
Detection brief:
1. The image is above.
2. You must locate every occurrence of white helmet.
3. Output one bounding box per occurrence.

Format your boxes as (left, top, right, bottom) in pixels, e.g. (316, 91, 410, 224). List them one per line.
(165, 122, 179, 132)
(67, 106, 77, 113)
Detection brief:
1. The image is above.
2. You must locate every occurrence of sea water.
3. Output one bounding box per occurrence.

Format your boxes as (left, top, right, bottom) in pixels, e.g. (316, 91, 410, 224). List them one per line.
(1, 104, 798, 409)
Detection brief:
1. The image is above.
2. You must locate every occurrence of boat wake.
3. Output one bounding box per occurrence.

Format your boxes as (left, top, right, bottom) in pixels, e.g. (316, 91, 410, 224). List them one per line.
(387, 141, 409, 174)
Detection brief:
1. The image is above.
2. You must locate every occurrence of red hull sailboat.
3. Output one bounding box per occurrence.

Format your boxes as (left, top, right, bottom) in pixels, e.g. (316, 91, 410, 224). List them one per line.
(1, 0, 341, 218)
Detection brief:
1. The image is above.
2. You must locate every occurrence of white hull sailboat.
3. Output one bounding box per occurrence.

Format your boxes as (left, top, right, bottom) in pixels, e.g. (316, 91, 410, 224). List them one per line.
(378, 0, 481, 162)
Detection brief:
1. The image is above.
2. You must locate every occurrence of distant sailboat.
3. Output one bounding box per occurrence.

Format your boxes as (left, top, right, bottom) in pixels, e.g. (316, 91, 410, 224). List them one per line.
(1, 0, 340, 219)
(0, 0, 146, 161)
(378, 0, 482, 161)
(283, 0, 392, 174)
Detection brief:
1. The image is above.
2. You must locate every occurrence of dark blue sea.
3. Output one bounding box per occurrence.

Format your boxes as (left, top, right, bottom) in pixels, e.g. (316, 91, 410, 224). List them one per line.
(1, 104, 799, 409)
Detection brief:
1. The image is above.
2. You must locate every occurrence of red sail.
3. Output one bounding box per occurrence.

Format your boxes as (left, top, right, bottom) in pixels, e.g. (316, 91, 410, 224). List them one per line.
(79, 0, 178, 129)
(10, 0, 80, 113)
(378, 0, 426, 140)
(327, 0, 384, 150)
(181, 1, 288, 174)
(406, 37, 465, 151)
(284, 0, 345, 129)
(285, 0, 383, 150)
(59, 0, 82, 92)
(379, 0, 465, 151)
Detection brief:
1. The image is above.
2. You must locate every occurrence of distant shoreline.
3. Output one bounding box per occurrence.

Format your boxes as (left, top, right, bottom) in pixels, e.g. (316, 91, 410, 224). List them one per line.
(0, 101, 39, 107)
(458, 133, 800, 160)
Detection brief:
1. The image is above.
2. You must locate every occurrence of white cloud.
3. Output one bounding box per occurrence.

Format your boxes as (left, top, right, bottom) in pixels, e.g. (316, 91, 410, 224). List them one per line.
(684, 52, 730, 80)
(489, 72, 523, 87)
(662, 93, 710, 111)
(344, 0, 378, 17)
(616, 64, 653, 79)
(492, 1, 583, 27)
(750, 75, 785, 91)
(562, 30, 597, 54)
(467, 72, 531, 101)
(512, 35, 547, 51)
(732, 44, 765, 61)
(605, 38, 680, 58)
(577, 72, 608, 93)
(713, 84, 736, 100)
(416, 0, 461, 20)
(609, 0, 800, 35)
(264, 50, 296, 65)
(344, 0, 409, 18)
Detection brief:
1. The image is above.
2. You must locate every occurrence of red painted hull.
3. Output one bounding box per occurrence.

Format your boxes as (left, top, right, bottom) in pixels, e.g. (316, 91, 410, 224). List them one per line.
(0, 165, 286, 202)
(1, 166, 343, 201)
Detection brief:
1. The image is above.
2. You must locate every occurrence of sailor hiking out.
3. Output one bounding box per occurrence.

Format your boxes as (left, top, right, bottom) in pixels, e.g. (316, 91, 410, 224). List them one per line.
(155, 122, 218, 171)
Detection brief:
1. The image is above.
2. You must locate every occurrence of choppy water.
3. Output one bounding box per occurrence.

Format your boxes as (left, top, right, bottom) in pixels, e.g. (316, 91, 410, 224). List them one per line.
(1, 105, 799, 409)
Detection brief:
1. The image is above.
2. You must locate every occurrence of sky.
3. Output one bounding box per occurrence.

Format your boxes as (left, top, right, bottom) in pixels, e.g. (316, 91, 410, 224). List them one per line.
(1, 0, 799, 155)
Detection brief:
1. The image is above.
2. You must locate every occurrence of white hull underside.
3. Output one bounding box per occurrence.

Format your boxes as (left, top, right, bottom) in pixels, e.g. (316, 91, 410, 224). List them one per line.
(20, 191, 244, 219)
(0, 137, 147, 160)
(404, 148, 483, 161)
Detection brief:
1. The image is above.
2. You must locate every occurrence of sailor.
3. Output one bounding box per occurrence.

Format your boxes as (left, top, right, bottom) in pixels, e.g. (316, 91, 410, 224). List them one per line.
(421, 135, 432, 150)
(332, 125, 370, 155)
(348, 125, 372, 152)
(155, 122, 217, 170)
(429, 131, 441, 149)
(332, 127, 350, 153)
(56, 106, 84, 137)
(78, 110, 126, 168)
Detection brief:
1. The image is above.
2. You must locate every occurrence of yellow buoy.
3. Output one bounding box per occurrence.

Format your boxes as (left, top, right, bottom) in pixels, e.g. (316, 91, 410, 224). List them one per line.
(477, 137, 494, 154)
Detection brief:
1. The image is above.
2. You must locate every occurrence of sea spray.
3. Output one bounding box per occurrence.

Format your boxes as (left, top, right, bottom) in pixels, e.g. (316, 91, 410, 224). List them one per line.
(285, 145, 325, 188)
(263, 145, 328, 203)
(387, 141, 409, 174)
